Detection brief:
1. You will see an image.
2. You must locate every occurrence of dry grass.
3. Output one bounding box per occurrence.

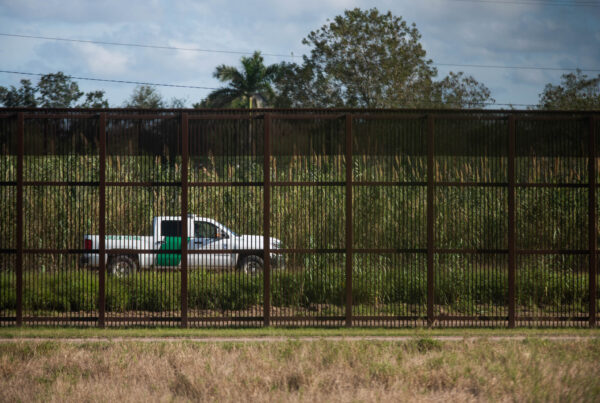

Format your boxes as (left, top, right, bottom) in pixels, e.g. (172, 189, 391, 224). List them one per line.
(0, 338, 599, 402)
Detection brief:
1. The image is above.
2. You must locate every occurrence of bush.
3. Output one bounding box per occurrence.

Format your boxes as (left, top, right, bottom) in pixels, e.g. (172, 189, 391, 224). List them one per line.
(0, 273, 16, 311)
(0, 265, 590, 314)
(188, 271, 262, 311)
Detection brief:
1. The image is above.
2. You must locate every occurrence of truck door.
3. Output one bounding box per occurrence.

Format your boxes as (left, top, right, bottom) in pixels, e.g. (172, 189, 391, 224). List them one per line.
(155, 219, 183, 267)
(189, 221, 232, 268)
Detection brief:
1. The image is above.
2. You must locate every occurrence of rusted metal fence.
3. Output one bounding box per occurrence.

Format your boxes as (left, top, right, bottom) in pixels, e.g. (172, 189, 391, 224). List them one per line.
(0, 108, 598, 327)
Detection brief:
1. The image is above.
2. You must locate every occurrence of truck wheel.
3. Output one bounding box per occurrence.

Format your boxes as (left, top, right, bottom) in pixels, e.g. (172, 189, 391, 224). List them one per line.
(108, 255, 137, 278)
(239, 255, 264, 275)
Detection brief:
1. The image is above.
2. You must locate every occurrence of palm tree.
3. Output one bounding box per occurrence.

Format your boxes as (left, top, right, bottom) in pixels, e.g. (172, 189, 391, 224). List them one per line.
(204, 51, 279, 108)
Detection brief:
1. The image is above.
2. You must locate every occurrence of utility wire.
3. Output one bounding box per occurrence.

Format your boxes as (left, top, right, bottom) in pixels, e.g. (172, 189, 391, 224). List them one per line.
(0, 69, 218, 90)
(0, 69, 539, 107)
(1, 32, 599, 73)
(0, 33, 298, 58)
(435, 63, 600, 72)
(447, 0, 600, 7)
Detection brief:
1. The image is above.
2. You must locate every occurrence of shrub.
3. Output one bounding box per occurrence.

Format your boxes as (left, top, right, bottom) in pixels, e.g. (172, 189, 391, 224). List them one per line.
(0, 266, 590, 314)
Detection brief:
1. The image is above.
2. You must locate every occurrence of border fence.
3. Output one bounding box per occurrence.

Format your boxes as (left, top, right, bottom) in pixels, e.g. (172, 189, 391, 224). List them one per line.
(0, 108, 598, 327)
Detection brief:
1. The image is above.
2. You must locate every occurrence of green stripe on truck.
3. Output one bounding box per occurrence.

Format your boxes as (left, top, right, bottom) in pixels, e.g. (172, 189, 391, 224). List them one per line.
(156, 236, 182, 267)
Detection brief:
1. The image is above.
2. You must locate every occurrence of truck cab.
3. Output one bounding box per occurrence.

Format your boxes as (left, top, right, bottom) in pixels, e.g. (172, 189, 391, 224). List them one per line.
(152, 215, 240, 269)
(82, 214, 283, 276)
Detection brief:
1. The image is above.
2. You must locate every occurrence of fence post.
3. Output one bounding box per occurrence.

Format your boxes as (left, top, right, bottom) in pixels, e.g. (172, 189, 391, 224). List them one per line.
(508, 115, 516, 328)
(263, 113, 271, 327)
(98, 113, 106, 328)
(589, 115, 597, 328)
(180, 113, 189, 328)
(16, 112, 23, 327)
(345, 114, 353, 327)
(426, 115, 435, 327)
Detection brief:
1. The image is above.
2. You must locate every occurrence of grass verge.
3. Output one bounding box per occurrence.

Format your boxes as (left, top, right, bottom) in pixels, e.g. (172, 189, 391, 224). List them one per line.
(0, 326, 599, 339)
(0, 338, 599, 402)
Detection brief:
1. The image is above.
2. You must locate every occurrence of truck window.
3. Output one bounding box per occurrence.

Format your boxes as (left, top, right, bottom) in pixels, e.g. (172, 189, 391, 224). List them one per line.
(161, 220, 181, 236)
(195, 222, 217, 238)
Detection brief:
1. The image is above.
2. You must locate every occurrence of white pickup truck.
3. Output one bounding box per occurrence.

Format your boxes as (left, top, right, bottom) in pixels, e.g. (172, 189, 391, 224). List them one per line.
(80, 215, 283, 276)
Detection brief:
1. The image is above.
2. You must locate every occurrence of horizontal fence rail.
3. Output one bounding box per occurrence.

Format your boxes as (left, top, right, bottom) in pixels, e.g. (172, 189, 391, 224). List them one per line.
(0, 108, 598, 327)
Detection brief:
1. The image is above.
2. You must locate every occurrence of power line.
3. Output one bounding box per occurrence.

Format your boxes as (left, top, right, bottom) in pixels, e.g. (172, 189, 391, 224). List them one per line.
(447, 0, 600, 7)
(1, 32, 599, 73)
(0, 33, 299, 58)
(0, 68, 539, 107)
(0, 69, 218, 90)
(435, 63, 600, 72)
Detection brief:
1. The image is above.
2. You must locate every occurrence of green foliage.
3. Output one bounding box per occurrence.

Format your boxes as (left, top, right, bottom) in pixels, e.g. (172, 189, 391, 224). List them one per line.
(188, 271, 262, 311)
(538, 70, 600, 110)
(272, 8, 493, 108)
(0, 79, 37, 107)
(0, 266, 589, 315)
(79, 91, 109, 108)
(200, 51, 280, 108)
(124, 85, 165, 108)
(20, 272, 97, 312)
(36, 72, 83, 107)
(0, 72, 109, 108)
(304, 8, 434, 107)
(412, 338, 442, 353)
(0, 272, 16, 311)
(430, 72, 495, 109)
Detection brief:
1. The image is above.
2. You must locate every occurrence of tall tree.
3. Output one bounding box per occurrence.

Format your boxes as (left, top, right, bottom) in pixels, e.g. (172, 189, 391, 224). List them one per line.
(429, 72, 494, 109)
(201, 51, 279, 108)
(169, 97, 187, 108)
(36, 72, 84, 107)
(271, 61, 342, 108)
(124, 85, 165, 108)
(272, 8, 493, 109)
(78, 90, 109, 108)
(0, 72, 109, 108)
(300, 8, 435, 108)
(0, 79, 37, 107)
(538, 70, 600, 110)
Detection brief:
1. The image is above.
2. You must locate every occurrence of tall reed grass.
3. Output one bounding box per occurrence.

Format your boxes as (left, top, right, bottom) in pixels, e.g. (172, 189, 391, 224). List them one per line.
(0, 144, 596, 315)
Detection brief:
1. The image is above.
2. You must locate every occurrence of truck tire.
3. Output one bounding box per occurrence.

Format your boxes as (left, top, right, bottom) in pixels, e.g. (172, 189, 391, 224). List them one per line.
(108, 255, 138, 278)
(239, 255, 264, 275)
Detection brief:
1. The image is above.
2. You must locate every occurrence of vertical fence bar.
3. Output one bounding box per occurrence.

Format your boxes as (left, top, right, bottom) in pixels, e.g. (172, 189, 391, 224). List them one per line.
(508, 115, 516, 328)
(263, 113, 271, 326)
(98, 113, 106, 328)
(590, 115, 597, 328)
(16, 112, 23, 326)
(181, 113, 189, 328)
(426, 115, 435, 326)
(345, 114, 353, 327)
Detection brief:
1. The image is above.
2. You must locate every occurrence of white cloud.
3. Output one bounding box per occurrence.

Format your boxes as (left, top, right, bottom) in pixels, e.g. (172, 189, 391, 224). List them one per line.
(0, 0, 598, 107)
(76, 44, 129, 75)
(0, 0, 162, 22)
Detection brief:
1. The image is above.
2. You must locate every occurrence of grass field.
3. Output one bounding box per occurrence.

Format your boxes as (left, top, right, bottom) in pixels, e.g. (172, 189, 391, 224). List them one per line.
(1, 326, 600, 338)
(0, 334, 598, 401)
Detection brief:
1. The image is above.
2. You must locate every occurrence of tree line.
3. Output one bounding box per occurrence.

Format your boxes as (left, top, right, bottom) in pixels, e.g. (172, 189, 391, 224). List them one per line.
(1, 8, 598, 110)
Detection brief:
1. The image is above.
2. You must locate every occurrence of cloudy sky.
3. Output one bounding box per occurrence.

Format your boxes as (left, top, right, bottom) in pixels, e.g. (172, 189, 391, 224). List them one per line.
(0, 0, 599, 108)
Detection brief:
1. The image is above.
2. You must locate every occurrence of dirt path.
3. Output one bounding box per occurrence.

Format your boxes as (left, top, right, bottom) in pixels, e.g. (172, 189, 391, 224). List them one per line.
(0, 335, 598, 343)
